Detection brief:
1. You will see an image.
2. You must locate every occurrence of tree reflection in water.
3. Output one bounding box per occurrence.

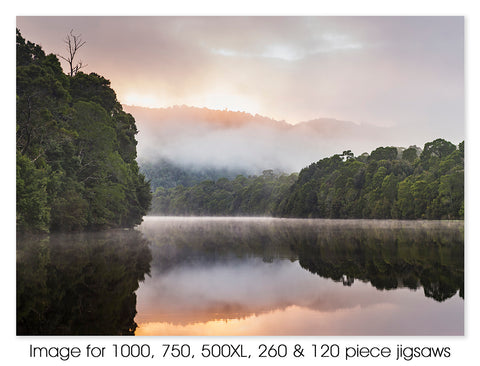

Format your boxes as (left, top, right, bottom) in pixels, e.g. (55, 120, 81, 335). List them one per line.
(141, 218, 463, 303)
(16, 230, 152, 335)
(16, 217, 463, 335)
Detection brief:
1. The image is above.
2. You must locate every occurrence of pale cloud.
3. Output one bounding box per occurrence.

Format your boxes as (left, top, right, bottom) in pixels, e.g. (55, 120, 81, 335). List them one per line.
(16, 16, 464, 144)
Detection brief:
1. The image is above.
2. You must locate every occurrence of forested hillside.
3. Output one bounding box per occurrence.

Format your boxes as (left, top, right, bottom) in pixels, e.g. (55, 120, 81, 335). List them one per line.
(125, 104, 400, 174)
(149, 139, 464, 219)
(140, 159, 246, 190)
(16, 29, 151, 232)
(278, 139, 463, 219)
(151, 170, 298, 216)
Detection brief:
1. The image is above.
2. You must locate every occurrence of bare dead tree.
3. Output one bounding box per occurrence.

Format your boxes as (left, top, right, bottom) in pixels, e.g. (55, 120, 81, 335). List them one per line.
(58, 29, 87, 76)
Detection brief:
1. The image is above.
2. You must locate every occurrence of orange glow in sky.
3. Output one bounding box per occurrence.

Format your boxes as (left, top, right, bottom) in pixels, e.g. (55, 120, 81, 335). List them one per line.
(15, 16, 464, 141)
(123, 92, 162, 109)
(122, 90, 261, 115)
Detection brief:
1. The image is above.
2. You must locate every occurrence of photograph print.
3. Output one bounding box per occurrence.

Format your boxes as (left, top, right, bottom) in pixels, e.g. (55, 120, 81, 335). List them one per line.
(16, 16, 464, 336)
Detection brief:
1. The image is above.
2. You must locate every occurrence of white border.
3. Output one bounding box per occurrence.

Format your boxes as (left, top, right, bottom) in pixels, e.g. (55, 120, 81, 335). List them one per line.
(3, 1, 478, 365)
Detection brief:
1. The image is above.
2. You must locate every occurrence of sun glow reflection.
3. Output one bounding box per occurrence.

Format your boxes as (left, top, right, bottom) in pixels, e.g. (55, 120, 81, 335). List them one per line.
(134, 305, 322, 336)
(134, 304, 397, 336)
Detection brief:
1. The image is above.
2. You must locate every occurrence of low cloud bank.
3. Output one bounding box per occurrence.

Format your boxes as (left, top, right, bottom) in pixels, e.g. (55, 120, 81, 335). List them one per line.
(126, 105, 417, 174)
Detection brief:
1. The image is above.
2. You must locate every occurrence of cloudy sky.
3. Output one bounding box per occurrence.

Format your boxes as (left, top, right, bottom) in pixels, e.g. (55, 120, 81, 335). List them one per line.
(16, 16, 464, 143)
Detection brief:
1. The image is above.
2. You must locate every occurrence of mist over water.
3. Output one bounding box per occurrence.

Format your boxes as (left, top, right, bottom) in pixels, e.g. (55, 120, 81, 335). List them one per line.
(16, 217, 463, 335)
(134, 217, 463, 336)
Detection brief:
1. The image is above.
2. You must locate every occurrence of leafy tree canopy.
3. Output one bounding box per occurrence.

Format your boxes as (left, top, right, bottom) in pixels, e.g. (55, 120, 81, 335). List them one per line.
(16, 29, 151, 232)
(148, 139, 464, 220)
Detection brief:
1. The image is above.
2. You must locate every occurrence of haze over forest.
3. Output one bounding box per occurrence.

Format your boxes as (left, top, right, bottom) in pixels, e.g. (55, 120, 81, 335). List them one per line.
(17, 16, 464, 154)
(16, 16, 465, 229)
(125, 104, 429, 174)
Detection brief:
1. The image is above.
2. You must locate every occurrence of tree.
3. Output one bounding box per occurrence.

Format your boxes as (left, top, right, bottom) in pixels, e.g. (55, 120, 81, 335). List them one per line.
(16, 152, 50, 232)
(402, 146, 419, 163)
(16, 28, 45, 67)
(368, 146, 398, 161)
(421, 138, 456, 161)
(341, 150, 354, 161)
(146, 138, 463, 220)
(57, 29, 87, 77)
(16, 29, 152, 232)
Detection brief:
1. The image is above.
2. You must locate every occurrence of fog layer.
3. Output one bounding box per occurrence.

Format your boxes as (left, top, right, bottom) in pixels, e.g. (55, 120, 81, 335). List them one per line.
(126, 105, 414, 173)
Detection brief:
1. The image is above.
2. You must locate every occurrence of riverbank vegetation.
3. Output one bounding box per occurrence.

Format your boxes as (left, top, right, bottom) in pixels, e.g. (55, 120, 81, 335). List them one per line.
(16, 29, 151, 232)
(149, 138, 464, 220)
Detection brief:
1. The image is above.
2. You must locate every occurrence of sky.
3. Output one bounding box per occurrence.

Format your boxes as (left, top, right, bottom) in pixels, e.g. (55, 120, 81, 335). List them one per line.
(16, 16, 464, 144)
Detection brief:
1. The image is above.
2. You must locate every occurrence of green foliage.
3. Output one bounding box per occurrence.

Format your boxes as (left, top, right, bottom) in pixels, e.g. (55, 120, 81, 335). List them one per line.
(150, 171, 298, 216)
(369, 146, 398, 161)
(279, 141, 463, 219)
(16, 29, 151, 232)
(402, 146, 419, 163)
(16, 29, 46, 67)
(149, 140, 464, 220)
(141, 158, 246, 190)
(16, 152, 50, 232)
(69, 72, 119, 113)
(421, 138, 456, 160)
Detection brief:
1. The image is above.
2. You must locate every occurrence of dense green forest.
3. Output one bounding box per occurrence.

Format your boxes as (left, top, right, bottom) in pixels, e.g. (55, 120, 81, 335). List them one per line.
(140, 158, 246, 190)
(16, 29, 151, 232)
(150, 139, 464, 219)
(151, 170, 298, 216)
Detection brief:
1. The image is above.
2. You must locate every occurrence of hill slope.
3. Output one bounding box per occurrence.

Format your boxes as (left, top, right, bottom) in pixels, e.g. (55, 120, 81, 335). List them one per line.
(124, 105, 400, 174)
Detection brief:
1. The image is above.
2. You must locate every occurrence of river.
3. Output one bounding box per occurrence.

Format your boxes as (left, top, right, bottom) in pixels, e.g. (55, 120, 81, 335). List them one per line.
(17, 216, 464, 335)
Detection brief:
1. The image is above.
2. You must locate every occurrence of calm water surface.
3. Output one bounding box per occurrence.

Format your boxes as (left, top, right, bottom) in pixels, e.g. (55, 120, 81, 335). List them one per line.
(16, 217, 464, 335)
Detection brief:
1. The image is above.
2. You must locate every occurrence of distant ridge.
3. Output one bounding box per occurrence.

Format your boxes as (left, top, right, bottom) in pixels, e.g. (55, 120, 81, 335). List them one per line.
(123, 104, 409, 173)
(123, 104, 387, 135)
(123, 104, 291, 129)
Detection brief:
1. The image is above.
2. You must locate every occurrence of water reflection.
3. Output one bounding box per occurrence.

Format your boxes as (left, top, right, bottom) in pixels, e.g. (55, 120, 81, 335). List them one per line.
(135, 217, 463, 335)
(16, 217, 464, 336)
(16, 230, 152, 335)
